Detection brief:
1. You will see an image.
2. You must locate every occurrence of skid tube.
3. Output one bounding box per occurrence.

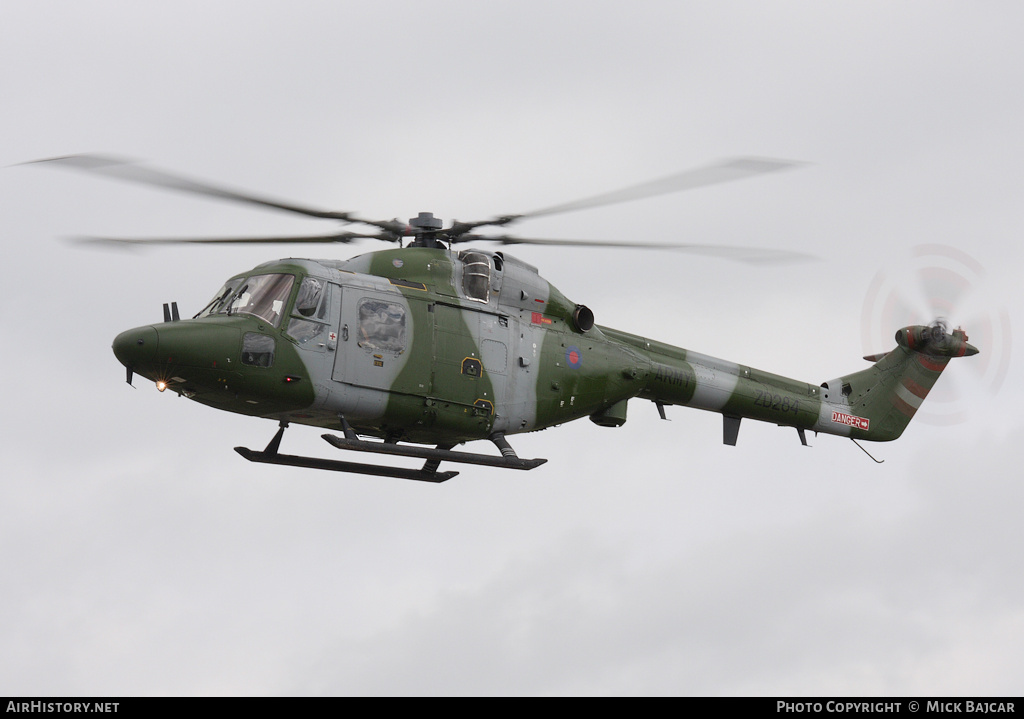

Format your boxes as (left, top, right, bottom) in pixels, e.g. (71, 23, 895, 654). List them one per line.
(321, 432, 547, 471)
(234, 422, 459, 482)
(234, 423, 547, 482)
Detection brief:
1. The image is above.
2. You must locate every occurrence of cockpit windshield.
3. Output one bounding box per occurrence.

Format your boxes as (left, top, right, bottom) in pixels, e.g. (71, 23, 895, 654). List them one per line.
(196, 273, 295, 327)
(196, 277, 243, 318)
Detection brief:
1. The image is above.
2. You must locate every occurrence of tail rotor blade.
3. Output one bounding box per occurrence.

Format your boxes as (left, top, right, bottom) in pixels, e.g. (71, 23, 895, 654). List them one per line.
(861, 245, 1011, 426)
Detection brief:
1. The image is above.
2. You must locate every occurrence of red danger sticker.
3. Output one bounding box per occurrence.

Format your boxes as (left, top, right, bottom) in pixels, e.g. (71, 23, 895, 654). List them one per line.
(832, 411, 870, 430)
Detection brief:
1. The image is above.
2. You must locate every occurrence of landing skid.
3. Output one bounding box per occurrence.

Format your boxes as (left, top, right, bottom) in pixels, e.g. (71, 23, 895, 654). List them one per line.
(321, 435, 547, 471)
(234, 446, 459, 482)
(234, 422, 546, 483)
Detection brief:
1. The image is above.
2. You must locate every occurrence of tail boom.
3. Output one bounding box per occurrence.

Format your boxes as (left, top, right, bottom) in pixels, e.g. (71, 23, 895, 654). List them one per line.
(603, 323, 977, 445)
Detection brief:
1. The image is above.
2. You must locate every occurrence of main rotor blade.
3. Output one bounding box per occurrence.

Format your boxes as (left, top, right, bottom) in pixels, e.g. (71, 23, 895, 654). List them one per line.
(69, 231, 391, 248)
(27, 154, 355, 221)
(460, 234, 814, 264)
(521, 157, 804, 219)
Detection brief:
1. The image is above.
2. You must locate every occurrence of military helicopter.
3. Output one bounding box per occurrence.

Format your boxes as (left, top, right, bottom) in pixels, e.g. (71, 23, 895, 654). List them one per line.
(33, 155, 978, 481)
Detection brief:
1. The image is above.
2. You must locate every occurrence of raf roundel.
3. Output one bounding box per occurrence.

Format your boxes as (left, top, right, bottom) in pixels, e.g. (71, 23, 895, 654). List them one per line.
(565, 345, 583, 369)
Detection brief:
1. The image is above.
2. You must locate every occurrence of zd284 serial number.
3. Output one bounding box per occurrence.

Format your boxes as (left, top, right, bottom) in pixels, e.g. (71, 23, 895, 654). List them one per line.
(753, 389, 800, 415)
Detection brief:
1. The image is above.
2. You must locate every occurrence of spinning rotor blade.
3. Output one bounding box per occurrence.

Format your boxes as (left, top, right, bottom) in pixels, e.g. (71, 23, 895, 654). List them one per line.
(27, 154, 355, 221)
(70, 231, 390, 248)
(521, 157, 804, 218)
(860, 246, 1011, 426)
(31, 153, 807, 258)
(458, 234, 814, 264)
(458, 157, 805, 234)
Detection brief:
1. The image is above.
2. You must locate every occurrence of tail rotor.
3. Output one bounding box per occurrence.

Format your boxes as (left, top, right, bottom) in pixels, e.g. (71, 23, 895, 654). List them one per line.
(861, 244, 1011, 425)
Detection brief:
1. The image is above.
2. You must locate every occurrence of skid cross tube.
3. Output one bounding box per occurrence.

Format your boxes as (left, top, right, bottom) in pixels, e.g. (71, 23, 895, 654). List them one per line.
(321, 433, 547, 471)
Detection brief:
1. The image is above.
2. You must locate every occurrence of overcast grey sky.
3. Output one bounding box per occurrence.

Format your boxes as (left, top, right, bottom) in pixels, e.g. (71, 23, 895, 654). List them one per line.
(2, 1, 1022, 696)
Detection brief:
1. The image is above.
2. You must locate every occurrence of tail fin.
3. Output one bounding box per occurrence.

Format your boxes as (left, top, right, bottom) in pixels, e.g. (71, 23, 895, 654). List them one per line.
(822, 323, 978, 441)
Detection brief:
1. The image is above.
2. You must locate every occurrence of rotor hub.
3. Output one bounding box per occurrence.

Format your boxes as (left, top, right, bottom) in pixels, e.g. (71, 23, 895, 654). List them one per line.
(409, 212, 443, 232)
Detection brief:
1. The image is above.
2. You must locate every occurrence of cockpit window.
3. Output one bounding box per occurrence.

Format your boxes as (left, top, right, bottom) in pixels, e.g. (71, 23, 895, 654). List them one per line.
(286, 280, 332, 349)
(196, 277, 244, 318)
(197, 273, 295, 327)
(459, 251, 491, 302)
(286, 318, 326, 346)
(228, 273, 295, 327)
(241, 332, 275, 367)
(294, 277, 325, 317)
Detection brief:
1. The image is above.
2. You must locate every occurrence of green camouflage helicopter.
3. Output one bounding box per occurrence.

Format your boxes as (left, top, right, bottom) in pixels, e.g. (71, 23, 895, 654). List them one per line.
(35, 155, 978, 481)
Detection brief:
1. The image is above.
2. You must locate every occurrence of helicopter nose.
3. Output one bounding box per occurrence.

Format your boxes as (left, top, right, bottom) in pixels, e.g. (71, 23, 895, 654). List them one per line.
(112, 325, 159, 369)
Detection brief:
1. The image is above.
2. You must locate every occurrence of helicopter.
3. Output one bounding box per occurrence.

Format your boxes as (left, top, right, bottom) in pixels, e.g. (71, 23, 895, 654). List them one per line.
(32, 154, 978, 482)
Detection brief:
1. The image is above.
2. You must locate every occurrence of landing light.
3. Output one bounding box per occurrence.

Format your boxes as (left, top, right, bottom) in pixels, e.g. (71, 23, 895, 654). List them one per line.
(156, 381, 167, 392)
